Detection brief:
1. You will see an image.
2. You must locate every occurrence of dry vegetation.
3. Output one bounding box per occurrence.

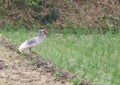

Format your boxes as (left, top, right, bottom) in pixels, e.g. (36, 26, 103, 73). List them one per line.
(0, 0, 120, 32)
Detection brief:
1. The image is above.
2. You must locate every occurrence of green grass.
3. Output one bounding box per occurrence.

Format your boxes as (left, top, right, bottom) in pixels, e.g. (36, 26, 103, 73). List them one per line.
(0, 26, 120, 85)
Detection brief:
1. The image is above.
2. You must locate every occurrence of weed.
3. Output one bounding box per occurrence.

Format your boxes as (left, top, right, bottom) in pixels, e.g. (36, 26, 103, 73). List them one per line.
(29, 59, 37, 65)
(41, 8, 59, 24)
(68, 78, 80, 85)
(65, 1, 72, 9)
(54, 72, 61, 78)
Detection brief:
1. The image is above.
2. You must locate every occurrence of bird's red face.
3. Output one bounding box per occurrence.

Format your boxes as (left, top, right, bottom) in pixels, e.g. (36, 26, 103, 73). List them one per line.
(42, 29, 47, 34)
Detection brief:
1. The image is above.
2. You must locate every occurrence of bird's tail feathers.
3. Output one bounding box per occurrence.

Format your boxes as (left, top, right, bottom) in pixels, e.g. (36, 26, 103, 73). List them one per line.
(18, 42, 27, 52)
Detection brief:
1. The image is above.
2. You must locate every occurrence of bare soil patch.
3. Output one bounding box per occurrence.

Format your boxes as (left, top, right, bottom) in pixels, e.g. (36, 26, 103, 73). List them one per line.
(0, 35, 93, 85)
(0, 46, 74, 85)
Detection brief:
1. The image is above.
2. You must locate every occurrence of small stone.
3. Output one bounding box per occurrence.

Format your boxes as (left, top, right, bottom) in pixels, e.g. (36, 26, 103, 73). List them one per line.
(0, 60, 5, 69)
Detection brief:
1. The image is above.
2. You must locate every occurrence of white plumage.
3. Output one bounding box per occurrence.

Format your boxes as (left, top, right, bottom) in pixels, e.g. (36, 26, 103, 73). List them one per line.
(18, 29, 47, 52)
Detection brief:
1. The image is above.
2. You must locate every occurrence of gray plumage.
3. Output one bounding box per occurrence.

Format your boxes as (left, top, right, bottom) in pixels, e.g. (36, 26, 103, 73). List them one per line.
(18, 29, 47, 52)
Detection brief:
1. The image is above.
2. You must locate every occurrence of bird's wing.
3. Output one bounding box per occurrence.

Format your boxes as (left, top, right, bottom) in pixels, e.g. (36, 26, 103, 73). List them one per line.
(26, 37, 38, 45)
(18, 37, 39, 52)
(27, 39, 36, 45)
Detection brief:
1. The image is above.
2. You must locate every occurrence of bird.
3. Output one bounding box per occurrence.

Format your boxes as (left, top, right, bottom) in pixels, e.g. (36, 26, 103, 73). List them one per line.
(18, 29, 47, 53)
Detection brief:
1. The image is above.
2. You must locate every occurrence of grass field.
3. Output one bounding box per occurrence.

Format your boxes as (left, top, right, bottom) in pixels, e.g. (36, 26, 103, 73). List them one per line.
(0, 26, 120, 85)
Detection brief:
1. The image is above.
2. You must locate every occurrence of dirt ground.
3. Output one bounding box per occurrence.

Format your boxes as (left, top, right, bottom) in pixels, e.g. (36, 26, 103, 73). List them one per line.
(0, 46, 73, 85)
(0, 35, 93, 85)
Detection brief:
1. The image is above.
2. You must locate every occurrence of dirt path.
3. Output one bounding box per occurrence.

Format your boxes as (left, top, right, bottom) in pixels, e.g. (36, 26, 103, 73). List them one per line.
(0, 46, 72, 85)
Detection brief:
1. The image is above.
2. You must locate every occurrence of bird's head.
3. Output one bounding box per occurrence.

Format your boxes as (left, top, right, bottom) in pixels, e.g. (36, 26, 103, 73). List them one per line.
(39, 29, 47, 35)
(41, 29, 47, 34)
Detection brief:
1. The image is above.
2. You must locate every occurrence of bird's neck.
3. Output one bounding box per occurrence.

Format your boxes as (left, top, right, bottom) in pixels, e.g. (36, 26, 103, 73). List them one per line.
(38, 33, 45, 39)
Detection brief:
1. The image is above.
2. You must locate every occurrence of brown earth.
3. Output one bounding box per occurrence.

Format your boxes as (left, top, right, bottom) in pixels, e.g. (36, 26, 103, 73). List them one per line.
(0, 40, 72, 84)
(0, 35, 93, 85)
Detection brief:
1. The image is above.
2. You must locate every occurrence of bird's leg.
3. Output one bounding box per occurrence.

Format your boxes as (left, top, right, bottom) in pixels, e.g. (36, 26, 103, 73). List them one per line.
(29, 48, 37, 54)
